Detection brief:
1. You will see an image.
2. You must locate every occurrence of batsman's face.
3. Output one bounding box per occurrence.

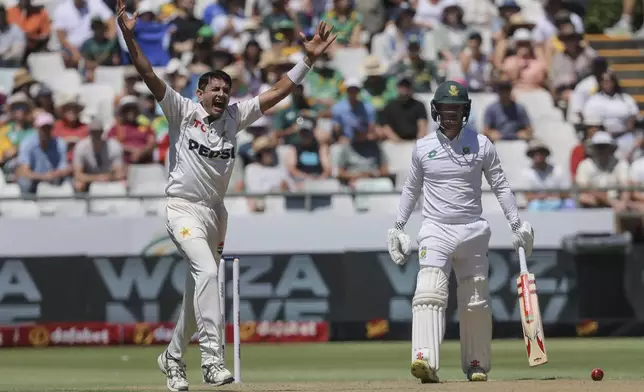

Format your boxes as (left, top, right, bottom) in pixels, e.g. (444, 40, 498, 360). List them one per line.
(198, 78, 231, 120)
(438, 103, 466, 131)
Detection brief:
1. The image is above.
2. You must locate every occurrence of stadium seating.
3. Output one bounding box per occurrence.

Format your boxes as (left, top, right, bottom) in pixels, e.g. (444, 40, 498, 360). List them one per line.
(331, 47, 369, 79)
(354, 177, 395, 212)
(94, 67, 126, 94)
(79, 83, 117, 129)
(36, 182, 86, 217)
(494, 140, 530, 190)
(0, 68, 17, 93)
(88, 182, 144, 216)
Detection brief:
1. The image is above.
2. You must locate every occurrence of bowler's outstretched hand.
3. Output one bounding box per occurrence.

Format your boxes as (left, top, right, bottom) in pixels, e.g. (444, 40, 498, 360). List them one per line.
(300, 21, 337, 63)
(116, 0, 138, 35)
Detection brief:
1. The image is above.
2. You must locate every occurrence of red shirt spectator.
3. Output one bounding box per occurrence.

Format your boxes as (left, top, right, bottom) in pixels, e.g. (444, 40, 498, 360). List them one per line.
(570, 115, 603, 179)
(52, 93, 89, 162)
(107, 95, 156, 164)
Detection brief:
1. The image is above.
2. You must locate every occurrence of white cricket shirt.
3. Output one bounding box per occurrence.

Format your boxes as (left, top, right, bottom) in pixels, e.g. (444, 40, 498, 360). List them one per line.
(396, 129, 521, 226)
(159, 84, 263, 207)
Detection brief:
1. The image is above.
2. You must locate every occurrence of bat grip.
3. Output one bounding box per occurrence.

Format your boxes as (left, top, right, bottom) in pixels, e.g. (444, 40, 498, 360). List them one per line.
(518, 247, 528, 273)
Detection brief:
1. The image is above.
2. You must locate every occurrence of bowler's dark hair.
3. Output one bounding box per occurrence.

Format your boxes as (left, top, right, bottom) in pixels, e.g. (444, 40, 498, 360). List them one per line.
(198, 70, 232, 91)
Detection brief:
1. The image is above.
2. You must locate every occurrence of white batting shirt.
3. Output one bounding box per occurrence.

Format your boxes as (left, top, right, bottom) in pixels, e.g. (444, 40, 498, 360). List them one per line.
(396, 128, 521, 227)
(159, 84, 263, 207)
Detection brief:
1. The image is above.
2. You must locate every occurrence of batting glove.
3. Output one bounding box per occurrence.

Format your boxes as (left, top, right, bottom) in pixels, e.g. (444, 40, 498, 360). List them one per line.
(388, 224, 412, 265)
(512, 221, 534, 257)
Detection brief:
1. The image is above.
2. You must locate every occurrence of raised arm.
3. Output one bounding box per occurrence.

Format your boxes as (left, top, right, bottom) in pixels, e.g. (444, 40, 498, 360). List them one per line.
(258, 21, 336, 114)
(116, 0, 165, 101)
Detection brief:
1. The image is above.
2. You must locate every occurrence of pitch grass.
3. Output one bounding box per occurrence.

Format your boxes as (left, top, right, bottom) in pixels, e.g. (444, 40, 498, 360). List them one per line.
(0, 338, 643, 391)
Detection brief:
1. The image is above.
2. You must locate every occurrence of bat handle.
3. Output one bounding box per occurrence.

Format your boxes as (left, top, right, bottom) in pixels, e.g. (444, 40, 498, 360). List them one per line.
(518, 246, 528, 274)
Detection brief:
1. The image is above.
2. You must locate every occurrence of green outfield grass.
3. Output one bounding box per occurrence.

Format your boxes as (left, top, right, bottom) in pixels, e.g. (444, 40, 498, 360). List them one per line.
(0, 338, 643, 391)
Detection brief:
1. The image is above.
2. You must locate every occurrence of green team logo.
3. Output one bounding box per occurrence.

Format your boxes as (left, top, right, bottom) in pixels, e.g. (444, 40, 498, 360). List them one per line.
(462, 146, 470, 154)
(420, 246, 427, 259)
(428, 150, 437, 159)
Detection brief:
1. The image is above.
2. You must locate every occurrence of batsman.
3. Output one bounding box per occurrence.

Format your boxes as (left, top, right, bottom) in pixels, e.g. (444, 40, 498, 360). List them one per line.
(387, 81, 535, 383)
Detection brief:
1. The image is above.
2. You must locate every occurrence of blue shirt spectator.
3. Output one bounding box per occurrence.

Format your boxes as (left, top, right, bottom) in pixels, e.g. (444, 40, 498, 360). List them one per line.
(17, 112, 70, 193)
(202, 1, 226, 26)
(483, 82, 533, 142)
(332, 79, 376, 140)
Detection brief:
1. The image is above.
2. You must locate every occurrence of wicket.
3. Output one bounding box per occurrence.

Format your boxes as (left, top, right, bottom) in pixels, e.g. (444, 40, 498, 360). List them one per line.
(218, 256, 241, 383)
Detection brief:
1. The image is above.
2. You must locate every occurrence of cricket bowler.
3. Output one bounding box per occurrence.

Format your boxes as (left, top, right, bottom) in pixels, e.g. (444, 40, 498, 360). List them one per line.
(116, 1, 336, 389)
(387, 81, 535, 383)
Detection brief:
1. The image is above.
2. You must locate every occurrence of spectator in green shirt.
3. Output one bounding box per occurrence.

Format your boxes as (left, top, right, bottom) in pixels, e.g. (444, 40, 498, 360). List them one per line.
(80, 17, 119, 66)
(262, 0, 301, 44)
(304, 52, 343, 112)
(322, 0, 363, 47)
(2, 92, 36, 147)
(359, 55, 398, 118)
(390, 37, 443, 93)
(273, 84, 322, 145)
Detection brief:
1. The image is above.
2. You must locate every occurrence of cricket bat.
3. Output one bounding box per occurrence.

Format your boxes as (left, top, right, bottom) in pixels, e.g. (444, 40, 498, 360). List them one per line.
(516, 247, 548, 367)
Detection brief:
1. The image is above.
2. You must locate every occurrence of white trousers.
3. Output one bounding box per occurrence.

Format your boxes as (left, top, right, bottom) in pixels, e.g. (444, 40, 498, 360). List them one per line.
(416, 218, 493, 374)
(165, 197, 228, 366)
(417, 219, 491, 280)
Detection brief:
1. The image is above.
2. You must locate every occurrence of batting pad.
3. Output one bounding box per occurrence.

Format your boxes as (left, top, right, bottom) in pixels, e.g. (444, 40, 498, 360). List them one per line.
(412, 266, 449, 371)
(457, 276, 492, 374)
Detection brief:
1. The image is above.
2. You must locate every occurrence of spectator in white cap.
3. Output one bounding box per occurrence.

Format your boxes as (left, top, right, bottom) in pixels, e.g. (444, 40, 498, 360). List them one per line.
(16, 112, 71, 193)
(164, 58, 191, 98)
(72, 117, 125, 192)
(501, 28, 547, 91)
(576, 131, 630, 209)
(521, 139, 573, 211)
(331, 77, 376, 142)
(107, 95, 156, 164)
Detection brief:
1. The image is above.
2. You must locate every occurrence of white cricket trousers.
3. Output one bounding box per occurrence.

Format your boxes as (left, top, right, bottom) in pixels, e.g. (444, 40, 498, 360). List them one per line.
(416, 218, 493, 374)
(417, 218, 491, 280)
(165, 197, 228, 366)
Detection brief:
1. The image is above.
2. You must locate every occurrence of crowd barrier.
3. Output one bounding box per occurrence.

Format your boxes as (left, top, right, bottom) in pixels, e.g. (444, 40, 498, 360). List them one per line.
(1, 243, 643, 342)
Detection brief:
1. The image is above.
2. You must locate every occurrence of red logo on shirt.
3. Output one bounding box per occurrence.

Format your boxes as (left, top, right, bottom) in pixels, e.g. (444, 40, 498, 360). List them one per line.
(192, 119, 208, 133)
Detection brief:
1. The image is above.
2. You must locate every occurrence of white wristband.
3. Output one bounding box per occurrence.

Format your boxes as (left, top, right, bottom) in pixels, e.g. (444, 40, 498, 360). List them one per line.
(286, 60, 312, 85)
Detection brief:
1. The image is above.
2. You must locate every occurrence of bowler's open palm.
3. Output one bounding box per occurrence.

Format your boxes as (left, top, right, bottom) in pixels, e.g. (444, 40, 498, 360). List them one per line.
(116, 0, 138, 35)
(300, 21, 337, 63)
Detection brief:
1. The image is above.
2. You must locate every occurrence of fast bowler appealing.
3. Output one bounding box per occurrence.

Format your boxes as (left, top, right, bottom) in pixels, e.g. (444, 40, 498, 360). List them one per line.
(116, 0, 337, 389)
(387, 81, 535, 383)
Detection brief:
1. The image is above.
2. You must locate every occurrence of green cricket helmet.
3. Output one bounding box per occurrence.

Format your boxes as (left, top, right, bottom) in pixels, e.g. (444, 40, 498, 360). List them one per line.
(431, 81, 472, 133)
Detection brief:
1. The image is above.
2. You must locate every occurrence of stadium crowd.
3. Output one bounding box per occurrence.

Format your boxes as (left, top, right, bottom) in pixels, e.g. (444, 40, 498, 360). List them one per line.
(0, 0, 642, 216)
